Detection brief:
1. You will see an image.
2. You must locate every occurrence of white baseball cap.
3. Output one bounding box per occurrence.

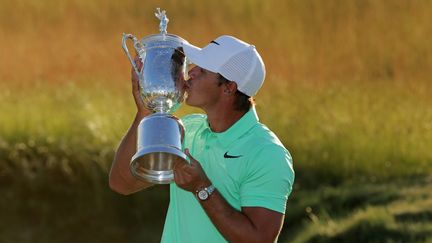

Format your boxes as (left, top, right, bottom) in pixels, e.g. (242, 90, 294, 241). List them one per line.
(182, 35, 266, 97)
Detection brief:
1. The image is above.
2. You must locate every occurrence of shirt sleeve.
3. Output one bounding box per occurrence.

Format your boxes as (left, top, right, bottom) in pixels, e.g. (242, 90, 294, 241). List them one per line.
(239, 145, 294, 214)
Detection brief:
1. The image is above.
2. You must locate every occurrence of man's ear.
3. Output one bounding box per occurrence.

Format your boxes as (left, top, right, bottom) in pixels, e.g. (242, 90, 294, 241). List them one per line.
(224, 81, 237, 95)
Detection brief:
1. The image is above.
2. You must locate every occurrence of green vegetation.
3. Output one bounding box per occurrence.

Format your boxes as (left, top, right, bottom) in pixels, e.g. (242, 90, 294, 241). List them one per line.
(283, 178, 432, 242)
(1, 0, 432, 242)
(2, 81, 431, 242)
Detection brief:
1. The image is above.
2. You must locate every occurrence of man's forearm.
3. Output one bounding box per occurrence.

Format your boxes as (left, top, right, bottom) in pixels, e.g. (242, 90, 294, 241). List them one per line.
(199, 190, 279, 243)
(109, 112, 152, 194)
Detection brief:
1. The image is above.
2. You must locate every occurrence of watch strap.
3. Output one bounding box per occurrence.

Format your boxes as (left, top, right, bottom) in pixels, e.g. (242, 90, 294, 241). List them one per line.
(205, 185, 215, 195)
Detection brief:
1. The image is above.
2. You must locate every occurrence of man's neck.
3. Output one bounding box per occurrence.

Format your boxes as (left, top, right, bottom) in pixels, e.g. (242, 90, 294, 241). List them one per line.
(205, 107, 248, 133)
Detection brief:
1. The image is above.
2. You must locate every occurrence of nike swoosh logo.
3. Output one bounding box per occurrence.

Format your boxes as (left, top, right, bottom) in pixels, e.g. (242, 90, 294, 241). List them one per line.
(210, 40, 220, 45)
(224, 152, 243, 159)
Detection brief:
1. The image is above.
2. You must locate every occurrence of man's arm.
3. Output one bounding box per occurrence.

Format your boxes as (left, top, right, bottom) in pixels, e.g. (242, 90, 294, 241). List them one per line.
(173, 149, 285, 243)
(109, 111, 153, 195)
(201, 191, 284, 243)
(109, 57, 154, 195)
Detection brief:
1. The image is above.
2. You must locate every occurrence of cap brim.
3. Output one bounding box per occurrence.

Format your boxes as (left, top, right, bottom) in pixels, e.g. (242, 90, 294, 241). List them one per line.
(182, 42, 218, 73)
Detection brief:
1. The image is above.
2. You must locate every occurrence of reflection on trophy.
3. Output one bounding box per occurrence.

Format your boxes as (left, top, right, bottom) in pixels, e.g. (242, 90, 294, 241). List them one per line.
(122, 8, 188, 184)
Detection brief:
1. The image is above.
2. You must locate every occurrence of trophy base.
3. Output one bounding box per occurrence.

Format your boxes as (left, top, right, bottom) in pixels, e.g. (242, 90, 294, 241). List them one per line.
(130, 145, 188, 184)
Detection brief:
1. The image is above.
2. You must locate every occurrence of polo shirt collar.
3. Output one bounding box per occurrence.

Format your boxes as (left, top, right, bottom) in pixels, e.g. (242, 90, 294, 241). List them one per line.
(204, 106, 259, 147)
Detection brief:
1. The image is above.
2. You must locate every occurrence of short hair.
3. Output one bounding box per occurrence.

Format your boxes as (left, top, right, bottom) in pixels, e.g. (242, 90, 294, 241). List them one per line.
(217, 74, 254, 112)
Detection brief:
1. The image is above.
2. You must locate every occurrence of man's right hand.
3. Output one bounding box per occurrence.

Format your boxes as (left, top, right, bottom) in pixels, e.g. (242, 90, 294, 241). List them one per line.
(132, 55, 151, 117)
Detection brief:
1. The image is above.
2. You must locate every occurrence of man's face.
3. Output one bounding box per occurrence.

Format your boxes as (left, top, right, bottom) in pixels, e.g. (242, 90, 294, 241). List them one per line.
(184, 65, 224, 109)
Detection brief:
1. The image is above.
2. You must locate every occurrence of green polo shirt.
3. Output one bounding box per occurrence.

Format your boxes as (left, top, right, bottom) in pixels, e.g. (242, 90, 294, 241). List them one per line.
(161, 107, 294, 243)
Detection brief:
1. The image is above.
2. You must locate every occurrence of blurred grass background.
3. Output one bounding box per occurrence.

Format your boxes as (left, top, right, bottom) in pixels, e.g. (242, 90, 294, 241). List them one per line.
(1, 0, 432, 242)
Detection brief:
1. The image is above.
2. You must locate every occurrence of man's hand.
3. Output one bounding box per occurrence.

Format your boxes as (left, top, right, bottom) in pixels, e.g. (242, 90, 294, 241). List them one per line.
(173, 149, 212, 192)
(131, 56, 151, 117)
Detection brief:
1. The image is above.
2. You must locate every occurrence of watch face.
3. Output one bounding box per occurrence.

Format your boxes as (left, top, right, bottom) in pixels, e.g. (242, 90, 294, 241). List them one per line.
(198, 190, 209, 200)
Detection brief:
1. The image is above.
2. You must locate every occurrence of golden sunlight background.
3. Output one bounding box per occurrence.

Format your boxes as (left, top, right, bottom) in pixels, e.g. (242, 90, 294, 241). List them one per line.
(1, 0, 432, 242)
(3, 0, 431, 85)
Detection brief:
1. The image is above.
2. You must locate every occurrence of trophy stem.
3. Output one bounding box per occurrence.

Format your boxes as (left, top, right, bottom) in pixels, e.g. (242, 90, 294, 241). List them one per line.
(155, 105, 165, 113)
(152, 98, 171, 113)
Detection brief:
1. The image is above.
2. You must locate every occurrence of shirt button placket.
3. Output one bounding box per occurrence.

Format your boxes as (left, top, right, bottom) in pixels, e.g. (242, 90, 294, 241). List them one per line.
(205, 133, 215, 150)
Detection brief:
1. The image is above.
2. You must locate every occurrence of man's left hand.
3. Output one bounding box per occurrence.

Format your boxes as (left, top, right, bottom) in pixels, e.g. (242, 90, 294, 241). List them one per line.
(173, 149, 211, 192)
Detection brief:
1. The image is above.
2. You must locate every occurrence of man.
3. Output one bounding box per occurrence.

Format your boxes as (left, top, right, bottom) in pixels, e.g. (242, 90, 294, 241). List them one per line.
(109, 35, 295, 243)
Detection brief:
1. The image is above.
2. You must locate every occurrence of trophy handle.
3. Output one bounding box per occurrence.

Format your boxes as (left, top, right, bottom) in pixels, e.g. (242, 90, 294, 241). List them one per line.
(122, 33, 143, 76)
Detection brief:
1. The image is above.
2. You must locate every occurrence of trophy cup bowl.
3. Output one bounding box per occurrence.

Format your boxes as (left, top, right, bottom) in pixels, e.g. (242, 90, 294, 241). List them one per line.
(122, 8, 188, 184)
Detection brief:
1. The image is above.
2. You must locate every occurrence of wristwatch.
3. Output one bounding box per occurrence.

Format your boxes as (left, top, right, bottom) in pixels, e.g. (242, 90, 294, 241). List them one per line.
(196, 185, 215, 201)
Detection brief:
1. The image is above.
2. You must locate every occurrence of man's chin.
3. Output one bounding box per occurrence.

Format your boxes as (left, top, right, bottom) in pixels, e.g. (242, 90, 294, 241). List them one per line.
(184, 96, 198, 107)
(185, 98, 192, 106)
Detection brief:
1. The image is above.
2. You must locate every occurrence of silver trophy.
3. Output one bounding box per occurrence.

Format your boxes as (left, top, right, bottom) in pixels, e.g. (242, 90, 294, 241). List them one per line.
(122, 8, 188, 184)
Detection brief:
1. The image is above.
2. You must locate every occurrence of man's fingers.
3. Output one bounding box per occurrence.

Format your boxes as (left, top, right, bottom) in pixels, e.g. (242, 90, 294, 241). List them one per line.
(174, 158, 190, 171)
(134, 55, 143, 70)
(172, 159, 181, 171)
(173, 168, 184, 185)
(130, 56, 145, 109)
(184, 149, 195, 162)
(173, 160, 193, 186)
(131, 55, 143, 83)
(185, 148, 200, 168)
